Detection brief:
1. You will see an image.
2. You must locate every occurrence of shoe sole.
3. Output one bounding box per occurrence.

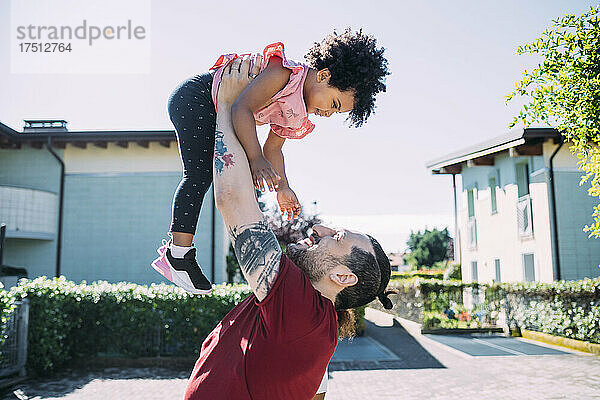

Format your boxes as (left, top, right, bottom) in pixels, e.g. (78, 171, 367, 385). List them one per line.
(151, 253, 213, 295)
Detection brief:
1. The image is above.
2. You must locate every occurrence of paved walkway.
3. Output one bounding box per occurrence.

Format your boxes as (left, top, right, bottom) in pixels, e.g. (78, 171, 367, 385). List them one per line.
(326, 309, 600, 399)
(4, 309, 600, 399)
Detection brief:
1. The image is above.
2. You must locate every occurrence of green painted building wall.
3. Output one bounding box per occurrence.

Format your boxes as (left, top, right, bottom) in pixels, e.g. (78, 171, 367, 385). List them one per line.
(61, 172, 224, 285)
(0, 146, 228, 286)
(554, 171, 600, 280)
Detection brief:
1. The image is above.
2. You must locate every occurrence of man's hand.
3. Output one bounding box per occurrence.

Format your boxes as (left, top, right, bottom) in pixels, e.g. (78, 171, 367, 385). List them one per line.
(217, 54, 262, 106)
(277, 186, 302, 220)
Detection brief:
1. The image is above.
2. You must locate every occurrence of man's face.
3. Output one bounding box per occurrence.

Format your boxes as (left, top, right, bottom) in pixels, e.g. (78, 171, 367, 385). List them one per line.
(287, 224, 374, 283)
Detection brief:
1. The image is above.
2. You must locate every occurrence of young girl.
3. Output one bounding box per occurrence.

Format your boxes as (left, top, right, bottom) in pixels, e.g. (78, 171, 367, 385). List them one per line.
(152, 28, 389, 294)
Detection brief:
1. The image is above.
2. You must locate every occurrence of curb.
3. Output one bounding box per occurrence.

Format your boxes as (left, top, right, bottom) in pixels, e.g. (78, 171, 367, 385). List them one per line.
(388, 314, 505, 336)
(521, 329, 600, 356)
(422, 327, 504, 335)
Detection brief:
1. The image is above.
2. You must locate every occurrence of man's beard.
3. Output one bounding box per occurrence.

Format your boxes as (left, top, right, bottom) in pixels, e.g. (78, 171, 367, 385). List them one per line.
(286, 244, 329, 283)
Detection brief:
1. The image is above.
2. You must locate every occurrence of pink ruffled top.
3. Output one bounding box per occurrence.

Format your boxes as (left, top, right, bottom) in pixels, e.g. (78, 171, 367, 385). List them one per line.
(209, 42, 315, 140)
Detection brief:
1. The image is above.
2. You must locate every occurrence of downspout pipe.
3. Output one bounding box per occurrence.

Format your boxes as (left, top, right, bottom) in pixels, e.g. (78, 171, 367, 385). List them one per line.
(452, 173, 460, 264)
(45, 137, 65, 278)
(548, 139, 564, 281)
(0, 223, 5, 267)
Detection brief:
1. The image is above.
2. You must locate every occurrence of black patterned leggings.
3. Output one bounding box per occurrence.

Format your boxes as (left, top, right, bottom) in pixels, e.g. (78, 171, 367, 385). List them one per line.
(167, 73, 217, 234)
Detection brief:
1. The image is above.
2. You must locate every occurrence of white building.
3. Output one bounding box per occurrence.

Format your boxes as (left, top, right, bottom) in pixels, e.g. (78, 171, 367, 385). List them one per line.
(427, 128, 600, 283)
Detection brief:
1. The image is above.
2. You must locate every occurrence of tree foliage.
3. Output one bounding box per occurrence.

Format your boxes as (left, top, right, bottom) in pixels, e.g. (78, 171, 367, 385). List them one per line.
(405, 228, 450, 269)
(507, 6, 600, 236)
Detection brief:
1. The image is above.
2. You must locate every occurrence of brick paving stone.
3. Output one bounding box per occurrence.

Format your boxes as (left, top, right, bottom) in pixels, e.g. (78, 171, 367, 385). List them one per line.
(3, 368, 189, 400)
(326, 355, 600, 400)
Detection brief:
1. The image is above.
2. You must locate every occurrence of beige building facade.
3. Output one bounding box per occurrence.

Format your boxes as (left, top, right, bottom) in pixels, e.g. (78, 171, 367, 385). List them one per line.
(428, 128, 600, 283)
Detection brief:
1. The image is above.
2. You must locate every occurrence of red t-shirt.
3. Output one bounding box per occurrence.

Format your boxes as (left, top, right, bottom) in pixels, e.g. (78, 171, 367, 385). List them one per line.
(184, 254, 338, 400)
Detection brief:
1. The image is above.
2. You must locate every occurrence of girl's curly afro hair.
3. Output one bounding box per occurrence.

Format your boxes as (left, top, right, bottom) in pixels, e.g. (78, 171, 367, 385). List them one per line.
(305, 28, 390, 127)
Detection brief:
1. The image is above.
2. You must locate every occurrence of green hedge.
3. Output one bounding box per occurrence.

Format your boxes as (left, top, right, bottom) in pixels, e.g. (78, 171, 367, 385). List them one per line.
(390, 270, 446, 281)
(388, 278, 498, 329)
(385, 277, 600, 342)
(0, 287, 17, 350)
(3, 277, 368, 376)
(488, 278, 600, 344)
(488, 278, 600, 299)
(389, 277, 483, 298)
(8, 277, 252, 375)
(353, 305, 366, 336)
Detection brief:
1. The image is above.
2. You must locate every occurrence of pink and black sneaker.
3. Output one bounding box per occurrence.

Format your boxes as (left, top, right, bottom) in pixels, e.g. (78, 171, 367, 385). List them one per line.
(151, 239, 213, 295)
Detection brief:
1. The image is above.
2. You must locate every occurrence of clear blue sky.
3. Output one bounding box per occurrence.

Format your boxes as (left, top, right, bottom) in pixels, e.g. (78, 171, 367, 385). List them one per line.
(1, 0, 597, 251)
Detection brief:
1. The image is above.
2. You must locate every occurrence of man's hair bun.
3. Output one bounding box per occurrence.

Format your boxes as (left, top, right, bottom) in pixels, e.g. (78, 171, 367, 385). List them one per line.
(378, 293, 393, 310)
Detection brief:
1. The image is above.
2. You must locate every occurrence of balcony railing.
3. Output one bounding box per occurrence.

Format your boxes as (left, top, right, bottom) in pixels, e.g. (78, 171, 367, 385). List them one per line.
(0, 186, 57, 240)
(517, 195, 533, 237)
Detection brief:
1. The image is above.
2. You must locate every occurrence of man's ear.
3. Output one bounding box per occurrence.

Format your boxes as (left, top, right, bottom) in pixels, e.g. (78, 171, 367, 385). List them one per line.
(329, 270, 358, 288)
(316, 68, 331, 83)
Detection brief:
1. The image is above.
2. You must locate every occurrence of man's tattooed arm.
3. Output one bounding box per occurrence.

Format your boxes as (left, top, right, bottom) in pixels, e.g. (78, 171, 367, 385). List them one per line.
(214, 127, 235, 175)
(212, 70, 281, 301)
(229, 218, 282, 301)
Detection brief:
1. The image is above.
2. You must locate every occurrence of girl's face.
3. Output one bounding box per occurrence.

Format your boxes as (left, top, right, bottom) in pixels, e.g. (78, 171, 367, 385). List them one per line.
(305, 68, 355, 118)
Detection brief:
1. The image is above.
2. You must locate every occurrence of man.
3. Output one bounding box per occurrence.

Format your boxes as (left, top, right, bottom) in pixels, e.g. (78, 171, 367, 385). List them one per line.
(184, 56, 393, 400)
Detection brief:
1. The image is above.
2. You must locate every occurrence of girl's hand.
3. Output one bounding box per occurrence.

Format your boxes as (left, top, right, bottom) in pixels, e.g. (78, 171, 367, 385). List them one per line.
(277, 187, 302, 220)
(249, 155, 281, 192)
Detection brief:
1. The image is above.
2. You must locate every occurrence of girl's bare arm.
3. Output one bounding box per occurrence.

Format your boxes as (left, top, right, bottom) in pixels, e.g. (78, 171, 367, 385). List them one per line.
(264, 130, 302, 219)
(263, 129, 288, 188)
(231, 55, 291, 191)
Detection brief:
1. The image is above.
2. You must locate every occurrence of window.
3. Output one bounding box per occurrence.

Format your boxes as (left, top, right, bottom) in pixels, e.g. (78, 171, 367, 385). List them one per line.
(523, 253, 535, 282)
(494, 259, 501, 282)
(516, 163, 530, 198)
(516, 163, 533, 237)
(489, 176, 497, 214)
(517, 196, 534, 237)
(471, 261, 478, 282)
(467, 188, 477, 248)
(467, 189, 475, 218)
